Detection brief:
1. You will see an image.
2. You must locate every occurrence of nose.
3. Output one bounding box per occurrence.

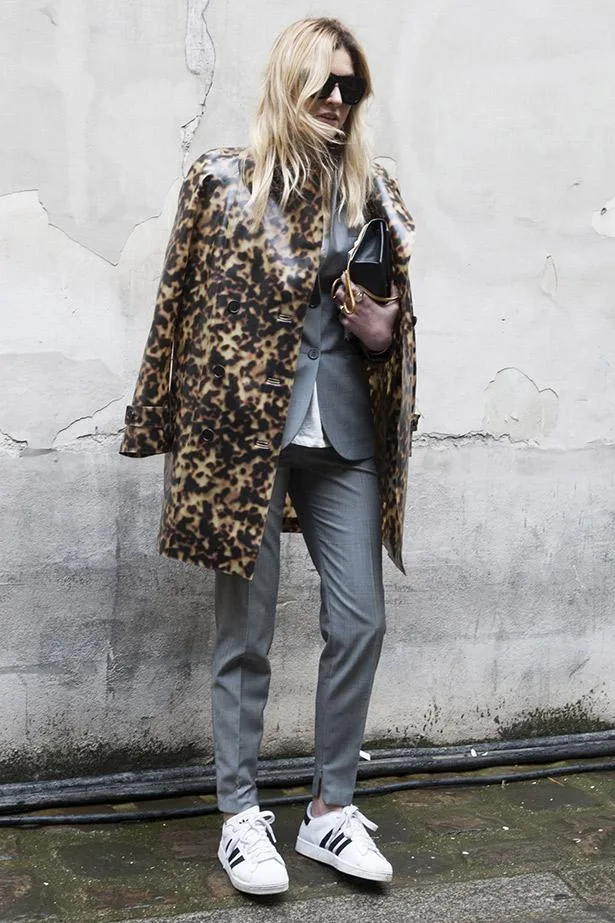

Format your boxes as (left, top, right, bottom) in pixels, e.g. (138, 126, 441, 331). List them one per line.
(326, 82, 343, 105)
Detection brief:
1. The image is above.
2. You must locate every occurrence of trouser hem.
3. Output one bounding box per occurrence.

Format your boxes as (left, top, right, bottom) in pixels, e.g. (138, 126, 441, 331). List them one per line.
(312, 767, 356, 807)
(312, 783, 356, 807)
(216, 793, 260, 815)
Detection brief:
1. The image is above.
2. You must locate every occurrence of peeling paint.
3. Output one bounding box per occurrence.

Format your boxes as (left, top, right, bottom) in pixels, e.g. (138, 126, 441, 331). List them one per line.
(0, 0, 614, 775)
(0, 430, 28, 457)
(415, 432, 515, 446)
(54, 430, 126, 454)
(540, 254, 558, 299)
(1, 2, 201, 261)
(0, 353, 124, 449)
(592, 196, 615, 236)
(182, 0, 216, 162)
(483, 369, 559, 442)
(52, 398, 125, 448)
(34, 195, 116, 269)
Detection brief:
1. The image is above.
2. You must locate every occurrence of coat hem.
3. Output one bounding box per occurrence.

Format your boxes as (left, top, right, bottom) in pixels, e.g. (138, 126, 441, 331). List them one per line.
(159, 538, 258, 580)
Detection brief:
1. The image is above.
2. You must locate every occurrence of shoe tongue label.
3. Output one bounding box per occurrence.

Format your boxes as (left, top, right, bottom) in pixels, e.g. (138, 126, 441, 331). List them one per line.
(237, 812, 257, 825)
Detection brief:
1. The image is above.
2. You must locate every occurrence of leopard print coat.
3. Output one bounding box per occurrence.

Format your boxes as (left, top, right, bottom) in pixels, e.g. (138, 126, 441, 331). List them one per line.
(119, 149, 418, 579)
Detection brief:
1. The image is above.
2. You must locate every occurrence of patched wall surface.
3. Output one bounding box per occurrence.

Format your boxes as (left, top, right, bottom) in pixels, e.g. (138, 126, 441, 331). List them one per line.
(1, 0, 614, 779)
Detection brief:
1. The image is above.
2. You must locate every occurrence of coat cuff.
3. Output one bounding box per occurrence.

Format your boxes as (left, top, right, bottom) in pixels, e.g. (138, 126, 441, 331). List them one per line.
(119, 405, 173, 457)
(362, 341, 395, 363)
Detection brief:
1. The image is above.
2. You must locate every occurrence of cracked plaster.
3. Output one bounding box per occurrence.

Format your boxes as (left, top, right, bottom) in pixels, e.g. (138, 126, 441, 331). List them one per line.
(0, 0, 201, 262)
(483, 368, 559, 442)
(0, 182, 181, 452)
(2, 0, 614, 451)
(182, 0, 216, 164)
(0, 0, 615, 768)
(0, 353, 124, 450)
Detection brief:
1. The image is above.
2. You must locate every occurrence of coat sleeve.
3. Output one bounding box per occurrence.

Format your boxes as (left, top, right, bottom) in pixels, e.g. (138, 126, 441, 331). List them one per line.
(119, 156, 209, 457)
(367, 165, 419, 572)
(372, 163, 415, 264)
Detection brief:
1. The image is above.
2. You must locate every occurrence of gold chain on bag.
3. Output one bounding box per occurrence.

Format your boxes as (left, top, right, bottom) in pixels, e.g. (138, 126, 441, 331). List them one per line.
(331, 221, 399, 316)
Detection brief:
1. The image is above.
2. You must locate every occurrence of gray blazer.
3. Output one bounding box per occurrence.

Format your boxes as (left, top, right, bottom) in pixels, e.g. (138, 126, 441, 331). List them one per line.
(281, 201, 375, 460)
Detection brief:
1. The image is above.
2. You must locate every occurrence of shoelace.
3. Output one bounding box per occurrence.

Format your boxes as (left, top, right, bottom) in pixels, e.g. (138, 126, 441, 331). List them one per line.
(329, 805, 382, 855)
(229, 810, 279, 863)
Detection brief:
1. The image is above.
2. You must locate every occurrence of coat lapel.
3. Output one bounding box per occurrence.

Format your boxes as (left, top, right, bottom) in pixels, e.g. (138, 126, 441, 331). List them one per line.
(238, 159, 325, 317)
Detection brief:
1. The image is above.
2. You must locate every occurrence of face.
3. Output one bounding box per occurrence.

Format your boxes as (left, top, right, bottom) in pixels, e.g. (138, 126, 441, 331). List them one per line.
(309, 47, 355, 131)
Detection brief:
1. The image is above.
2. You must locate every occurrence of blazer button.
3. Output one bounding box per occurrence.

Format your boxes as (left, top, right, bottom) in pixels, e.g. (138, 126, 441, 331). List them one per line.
(307, 348, 319, 360)
(212, 364, 225, 379)
(227, 300, 240, 314)
(200, 428, 214, 444)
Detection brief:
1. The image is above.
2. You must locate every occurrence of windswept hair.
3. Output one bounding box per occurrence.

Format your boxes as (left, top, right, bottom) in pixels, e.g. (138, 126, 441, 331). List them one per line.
(245, 18, 374, 226)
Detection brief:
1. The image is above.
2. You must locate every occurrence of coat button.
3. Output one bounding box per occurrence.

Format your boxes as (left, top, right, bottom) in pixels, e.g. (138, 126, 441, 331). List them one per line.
(227, 300, 240, 314)
(307, 348, 319, 360)
(200, 428, 214, 444)
(212, 364, 225, 379)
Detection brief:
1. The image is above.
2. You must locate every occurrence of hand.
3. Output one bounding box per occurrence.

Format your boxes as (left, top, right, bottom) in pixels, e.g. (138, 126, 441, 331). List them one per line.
(333, 282, 400, 353)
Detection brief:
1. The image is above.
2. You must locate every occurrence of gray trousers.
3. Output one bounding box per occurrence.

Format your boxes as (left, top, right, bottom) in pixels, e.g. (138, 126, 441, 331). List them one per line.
(212, 444, 386, 814)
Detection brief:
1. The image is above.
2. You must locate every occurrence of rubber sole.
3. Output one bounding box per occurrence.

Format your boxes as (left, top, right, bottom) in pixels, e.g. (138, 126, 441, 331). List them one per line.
(217, 845, 289, 895)
(295, 835, 393, 883)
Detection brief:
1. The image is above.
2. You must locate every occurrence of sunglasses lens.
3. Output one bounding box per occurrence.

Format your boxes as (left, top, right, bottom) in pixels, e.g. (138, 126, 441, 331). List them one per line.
(317, 75, 337, 99)
(317, 75, 366, 105)
(342, 77, 366, 105)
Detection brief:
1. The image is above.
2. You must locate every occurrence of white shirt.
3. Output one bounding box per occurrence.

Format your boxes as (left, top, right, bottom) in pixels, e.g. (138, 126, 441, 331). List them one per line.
(291, 382, 329, 448)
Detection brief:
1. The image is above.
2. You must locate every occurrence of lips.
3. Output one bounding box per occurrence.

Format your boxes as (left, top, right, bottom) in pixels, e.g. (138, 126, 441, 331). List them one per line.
(317, 112, 339, 125)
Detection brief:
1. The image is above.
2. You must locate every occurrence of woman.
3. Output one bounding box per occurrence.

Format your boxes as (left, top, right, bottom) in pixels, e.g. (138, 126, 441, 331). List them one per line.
(120, 17, 417, 896)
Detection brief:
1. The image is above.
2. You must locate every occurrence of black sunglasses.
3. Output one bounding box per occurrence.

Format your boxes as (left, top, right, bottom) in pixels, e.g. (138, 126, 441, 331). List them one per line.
(317, 73, 367, 106)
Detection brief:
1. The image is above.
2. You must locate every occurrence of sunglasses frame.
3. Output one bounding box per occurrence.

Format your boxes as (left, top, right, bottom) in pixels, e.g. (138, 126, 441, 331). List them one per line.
(317, 73, 367, 106)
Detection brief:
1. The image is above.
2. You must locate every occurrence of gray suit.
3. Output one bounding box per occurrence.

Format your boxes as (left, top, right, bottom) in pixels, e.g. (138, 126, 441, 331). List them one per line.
(281, 206, 374, 459)
(212, 202, 386, 814)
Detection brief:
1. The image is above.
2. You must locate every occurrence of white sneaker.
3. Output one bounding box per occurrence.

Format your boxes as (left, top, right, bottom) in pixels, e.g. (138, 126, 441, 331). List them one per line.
(295, 803, 393, 882)
(218, 805, 289, 895)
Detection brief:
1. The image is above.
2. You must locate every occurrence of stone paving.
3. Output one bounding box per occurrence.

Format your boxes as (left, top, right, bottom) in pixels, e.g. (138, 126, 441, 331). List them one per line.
(0, 766, 614, 922)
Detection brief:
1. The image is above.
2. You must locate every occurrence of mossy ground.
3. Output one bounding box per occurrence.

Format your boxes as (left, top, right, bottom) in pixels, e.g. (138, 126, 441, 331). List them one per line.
(1, 766, 615, 921)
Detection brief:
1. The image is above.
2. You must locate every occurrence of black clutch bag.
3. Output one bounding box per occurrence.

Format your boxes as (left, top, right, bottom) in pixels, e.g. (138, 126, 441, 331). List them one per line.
(347, 218, 392, 300)
(333, 218, 396, 315)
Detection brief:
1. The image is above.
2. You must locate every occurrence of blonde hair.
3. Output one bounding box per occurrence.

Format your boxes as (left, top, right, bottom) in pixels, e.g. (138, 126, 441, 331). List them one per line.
(245, 18, 374, 226)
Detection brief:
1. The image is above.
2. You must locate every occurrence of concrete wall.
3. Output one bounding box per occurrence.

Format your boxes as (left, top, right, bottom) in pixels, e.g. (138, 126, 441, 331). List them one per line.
(1, 0, 614, 781)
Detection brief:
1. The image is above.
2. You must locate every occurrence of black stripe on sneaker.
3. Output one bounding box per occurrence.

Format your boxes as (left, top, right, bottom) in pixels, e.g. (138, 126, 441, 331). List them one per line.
(320, 829, 333, 849)
(329, 832, 346, 852)
(303, 809, 311, 826)
(228, 846, 240, 862)
(333, 836, 352, 856)
(230, 855, 246, 869)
